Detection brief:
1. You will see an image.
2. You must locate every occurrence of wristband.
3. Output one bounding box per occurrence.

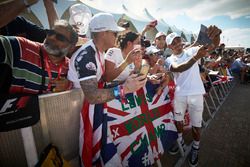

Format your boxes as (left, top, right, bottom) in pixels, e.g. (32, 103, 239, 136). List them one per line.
(113, 86, 120, 100)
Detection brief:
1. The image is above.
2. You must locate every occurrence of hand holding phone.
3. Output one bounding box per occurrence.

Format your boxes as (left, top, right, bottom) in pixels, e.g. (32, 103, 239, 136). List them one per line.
(139, 64, 150, 77)
(149, 20, 157, 28)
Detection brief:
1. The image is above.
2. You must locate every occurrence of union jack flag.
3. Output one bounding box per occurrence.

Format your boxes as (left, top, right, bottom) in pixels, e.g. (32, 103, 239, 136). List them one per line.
(80, 82, 178, 167)
(212, 75, 234, 85)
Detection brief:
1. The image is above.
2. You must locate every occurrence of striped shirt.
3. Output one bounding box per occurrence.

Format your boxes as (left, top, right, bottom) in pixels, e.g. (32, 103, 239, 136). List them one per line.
(0, 36, 69, 94)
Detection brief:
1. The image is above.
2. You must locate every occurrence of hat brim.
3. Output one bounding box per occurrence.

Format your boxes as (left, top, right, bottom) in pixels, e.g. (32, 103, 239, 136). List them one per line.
(146, 49, 161, 55)
(111, 26, 125, 32)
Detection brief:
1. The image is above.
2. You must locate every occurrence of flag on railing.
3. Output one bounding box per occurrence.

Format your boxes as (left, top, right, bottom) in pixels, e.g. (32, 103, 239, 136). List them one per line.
(80, 82, 178, 167)
(212, 75, 233, 85)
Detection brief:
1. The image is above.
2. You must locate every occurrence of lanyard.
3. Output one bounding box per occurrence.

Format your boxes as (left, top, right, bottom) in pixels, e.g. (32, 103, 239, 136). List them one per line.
(44, 53, 63, 91)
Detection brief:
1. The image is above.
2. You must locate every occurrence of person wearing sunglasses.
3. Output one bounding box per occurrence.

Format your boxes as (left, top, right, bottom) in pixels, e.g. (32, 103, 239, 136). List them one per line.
(144, 46, 164, 74)
(144, 46, 170, 95)
(0, 19, 78, 95)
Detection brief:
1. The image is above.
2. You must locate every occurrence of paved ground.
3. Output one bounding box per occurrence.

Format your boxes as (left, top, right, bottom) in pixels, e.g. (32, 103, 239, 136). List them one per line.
(159, 81, 250, 167)
(199, 82, 250, 167)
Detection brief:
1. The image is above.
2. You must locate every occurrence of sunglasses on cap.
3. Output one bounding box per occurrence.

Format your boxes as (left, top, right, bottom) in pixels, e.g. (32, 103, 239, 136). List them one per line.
(151, 52, 161, 56)
(46, 29, 71, 43)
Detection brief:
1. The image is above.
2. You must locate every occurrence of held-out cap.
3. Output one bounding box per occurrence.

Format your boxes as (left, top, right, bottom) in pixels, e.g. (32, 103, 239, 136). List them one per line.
(69, 3, 92, 35)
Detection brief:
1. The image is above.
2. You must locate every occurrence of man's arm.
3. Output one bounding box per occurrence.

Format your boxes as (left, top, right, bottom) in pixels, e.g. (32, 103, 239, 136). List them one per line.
(80, 74, 147, 104)
(43, 0, 59, 28)
(0, 0, 38, 28)
(80, 78, 115, 104)
(169, 46, 208, 73)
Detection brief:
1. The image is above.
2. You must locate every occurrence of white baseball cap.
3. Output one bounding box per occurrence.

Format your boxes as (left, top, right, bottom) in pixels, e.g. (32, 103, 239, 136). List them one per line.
(166, 32, 181, 45)
(69, 3, 92, 35)
(155, 31, 166, 39)
(89, 13, 125, 32)
(145, 46, 161, 55)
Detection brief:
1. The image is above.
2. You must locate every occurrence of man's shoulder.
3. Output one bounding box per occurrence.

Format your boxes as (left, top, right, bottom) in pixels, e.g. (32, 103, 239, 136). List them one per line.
(166, 54, 176, 61)
(72, 41, 96, 61)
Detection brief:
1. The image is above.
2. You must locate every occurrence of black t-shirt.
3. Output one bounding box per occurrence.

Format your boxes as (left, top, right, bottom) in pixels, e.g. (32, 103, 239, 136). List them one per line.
(74, 45, 98, 80)
(0, 16, 46, 43)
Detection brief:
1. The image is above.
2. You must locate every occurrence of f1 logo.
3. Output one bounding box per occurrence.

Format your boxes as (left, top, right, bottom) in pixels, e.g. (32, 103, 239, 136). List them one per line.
(0, 98, 17, 114)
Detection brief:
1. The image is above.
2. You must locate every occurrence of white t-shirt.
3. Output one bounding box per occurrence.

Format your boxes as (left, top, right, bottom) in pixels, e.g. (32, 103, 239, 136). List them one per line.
(68, 40, 105, 88)
(105, 47, 134, 82)
(165, 47, 205, 96)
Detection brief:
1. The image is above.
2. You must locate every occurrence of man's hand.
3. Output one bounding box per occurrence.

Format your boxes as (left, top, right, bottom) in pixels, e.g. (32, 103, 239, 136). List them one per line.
(207, 25, 222, 50)
(207, 25, 222, 39)
(125, 47, 140, 65)
(52, 77, 71, 92)
(123, 74, 147, 94)
(148, 73, 164, 84)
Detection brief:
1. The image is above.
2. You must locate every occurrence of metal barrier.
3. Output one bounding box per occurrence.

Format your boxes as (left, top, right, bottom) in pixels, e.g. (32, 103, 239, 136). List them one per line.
(0, 89, 84, 167)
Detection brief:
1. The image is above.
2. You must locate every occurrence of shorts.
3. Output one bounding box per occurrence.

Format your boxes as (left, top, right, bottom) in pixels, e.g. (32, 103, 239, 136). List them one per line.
(173, 95, 204, 127)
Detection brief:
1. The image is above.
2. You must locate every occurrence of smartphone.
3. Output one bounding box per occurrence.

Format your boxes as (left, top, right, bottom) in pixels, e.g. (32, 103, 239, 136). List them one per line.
(196, 24, 212, 46)
(139, 64, 150, 76)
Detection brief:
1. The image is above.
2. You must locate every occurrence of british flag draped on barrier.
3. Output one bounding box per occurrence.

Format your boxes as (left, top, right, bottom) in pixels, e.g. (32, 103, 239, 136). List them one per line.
(212, 75, 234, 85)
(80, 82, 178, 167)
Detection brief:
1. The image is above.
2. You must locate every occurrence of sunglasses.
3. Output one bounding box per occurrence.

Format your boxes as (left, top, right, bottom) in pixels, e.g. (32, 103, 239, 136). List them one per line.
(46, 29, 71, 43)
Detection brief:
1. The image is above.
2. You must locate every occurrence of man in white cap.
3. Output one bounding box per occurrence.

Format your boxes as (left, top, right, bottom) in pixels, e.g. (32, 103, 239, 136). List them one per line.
(165, 26, 221, 167)
(67, 13, 147, 166)
(155, 32, 166, 50)
(145, 45, 162, 72)
(154, 31, 172, 58)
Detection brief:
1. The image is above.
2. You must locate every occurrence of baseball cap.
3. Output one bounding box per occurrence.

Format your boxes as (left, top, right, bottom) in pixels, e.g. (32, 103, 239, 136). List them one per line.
(166, 32, 181, 45)
(145, 46, 161, 55)
(89, 13, 125, 32)
(69, 3, 92, 35)
(155, 32, 166, 39)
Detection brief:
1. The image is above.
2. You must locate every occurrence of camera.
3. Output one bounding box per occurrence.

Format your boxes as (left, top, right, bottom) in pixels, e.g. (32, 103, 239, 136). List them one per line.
(141, 38, 151, 48)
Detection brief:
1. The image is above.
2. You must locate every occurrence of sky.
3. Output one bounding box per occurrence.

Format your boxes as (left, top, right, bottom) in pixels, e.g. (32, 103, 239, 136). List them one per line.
(79, 0, 250, 48)
(32, 0, 250, 48)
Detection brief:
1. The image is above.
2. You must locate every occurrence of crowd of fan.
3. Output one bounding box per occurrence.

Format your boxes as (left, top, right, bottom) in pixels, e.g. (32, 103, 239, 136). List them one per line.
(1, 1, 249, 167)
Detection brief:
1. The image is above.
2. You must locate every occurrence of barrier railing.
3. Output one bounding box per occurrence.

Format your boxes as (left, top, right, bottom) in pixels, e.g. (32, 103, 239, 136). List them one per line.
(0, 76, 236, 167)
(0, 89, 84, 167)
(173, 71, 236, 167)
